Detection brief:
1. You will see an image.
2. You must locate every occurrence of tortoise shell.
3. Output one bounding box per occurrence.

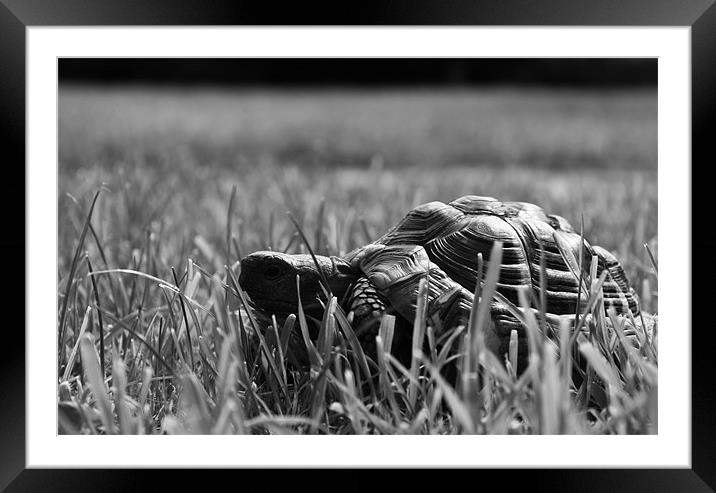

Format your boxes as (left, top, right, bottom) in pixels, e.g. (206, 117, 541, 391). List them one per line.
(354, 195, 638, 317)
(342, 195, 639, 366)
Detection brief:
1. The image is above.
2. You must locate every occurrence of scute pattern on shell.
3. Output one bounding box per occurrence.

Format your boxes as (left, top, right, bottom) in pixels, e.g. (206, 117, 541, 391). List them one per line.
(373, 195, 639, 318)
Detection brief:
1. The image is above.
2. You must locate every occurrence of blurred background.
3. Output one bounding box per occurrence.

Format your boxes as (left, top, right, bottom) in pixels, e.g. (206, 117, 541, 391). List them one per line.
(58, 58, 657, 306)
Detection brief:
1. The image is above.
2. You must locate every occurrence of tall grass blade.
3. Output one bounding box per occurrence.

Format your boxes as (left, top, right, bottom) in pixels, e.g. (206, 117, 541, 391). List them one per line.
(287, 211, 331, 299)
(471, 242, 503, 360)
(87, 222, 121, 318)
(559, 318, 573, 391)
(225, 185, 237, 262)
(282, 232, 299, 254)
(572, 216, 587, 370)
(334, 306, 376, 397)
(59, 189, 101, 360)
(508, 329, 518, 379)
(517, 287, 543, 365)
(315, 197, 326, 254)
(295, 275, 322, 370)
(436, 324, 465, 369)
(62, 306, 92, 382)
(378, 314, 395, 355)
(465, 241, 503, 425)
(269, 317, 287, 387)
(172, 266, 195, 369)
(578, 341, 624, 396)
(279, 314, 296, 360)
(537, 238, 548, 331)
(644, 242, 658, 275)
(178, 369, 212, 434)
(79, 333, 115, 434)
(85, 255, 106, 377)
(316, 296, 337, 360)
(375, 335, 401, 421)
(553, 230, 589, 295)
(232, 236, 243, 263)
(215, 336, 237, 407)
(422, 354, 475, 434)
(538, 341, 561, 434)
(464, 252, 484, 382)
(88, 269, 217, 320)
(112, 353, 133, 434)
(342, 369, 364, 434)
(408, 277, 429, 408)
(138, 365, 153, 409)
(97, 308, 177, 378)
(479, 349, 512, 387)
(245, 312, 288, 401)
(571, 270, 609, 342)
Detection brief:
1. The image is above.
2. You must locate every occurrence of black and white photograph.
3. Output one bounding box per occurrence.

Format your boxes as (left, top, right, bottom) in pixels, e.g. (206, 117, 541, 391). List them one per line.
(56, 57, 659, 436)
(0, 0, 709, 486)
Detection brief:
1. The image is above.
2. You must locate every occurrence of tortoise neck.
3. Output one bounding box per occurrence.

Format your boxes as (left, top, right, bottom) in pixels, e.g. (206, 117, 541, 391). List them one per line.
(289, 253, 358, 298)
(324, 255, 359, 297)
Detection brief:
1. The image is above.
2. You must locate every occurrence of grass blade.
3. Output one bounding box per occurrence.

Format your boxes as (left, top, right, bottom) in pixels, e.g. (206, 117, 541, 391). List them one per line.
(470, 241, 503, 361)
(85, 255, 106, 379)
(578, 341, 624, 396)
(79, 333, 115, 434)
(62, 306, 92, 383)
(508, 329, 519, 379)
(96, 308, 177, 378)
(644, 242, 658, 275)
(59, 190, 101, 360)
(422, 354, 475, 434)
(295, 275, 322, 371)
(172, 267, 195, 369)
(408, 277, 429, 408)
(226, 185, 237, 262)
(287, 211, 331, 299)
(112, 353, 133, 434)
(379, 314, 395, 355)
(334, 305, 376, 397)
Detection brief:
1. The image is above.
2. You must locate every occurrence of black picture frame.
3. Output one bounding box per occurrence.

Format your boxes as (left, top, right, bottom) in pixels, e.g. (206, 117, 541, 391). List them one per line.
(2, 1, 712, 491)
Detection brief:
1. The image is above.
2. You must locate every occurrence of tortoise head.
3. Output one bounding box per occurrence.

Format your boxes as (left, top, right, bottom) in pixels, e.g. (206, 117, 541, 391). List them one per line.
(239, 251, 358, 316)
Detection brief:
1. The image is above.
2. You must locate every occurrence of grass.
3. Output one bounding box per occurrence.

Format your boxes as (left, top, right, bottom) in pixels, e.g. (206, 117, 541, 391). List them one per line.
(57, 85, 658, 435)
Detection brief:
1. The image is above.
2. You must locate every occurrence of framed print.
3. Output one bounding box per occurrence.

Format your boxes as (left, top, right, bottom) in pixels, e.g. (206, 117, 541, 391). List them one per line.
(2, 0, 713, 491)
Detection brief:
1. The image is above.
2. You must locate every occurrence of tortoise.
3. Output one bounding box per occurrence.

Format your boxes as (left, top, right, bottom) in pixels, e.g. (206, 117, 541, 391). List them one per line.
(238, 195, 640, 371)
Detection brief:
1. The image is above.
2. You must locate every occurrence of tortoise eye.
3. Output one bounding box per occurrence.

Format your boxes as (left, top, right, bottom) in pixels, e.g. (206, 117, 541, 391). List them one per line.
(264, 264, 282, 281)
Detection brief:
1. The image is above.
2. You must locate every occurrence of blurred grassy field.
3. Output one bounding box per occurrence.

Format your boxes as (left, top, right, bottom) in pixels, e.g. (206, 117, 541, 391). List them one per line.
(59, 86, 657, 291)
(57, 86, 658, 435)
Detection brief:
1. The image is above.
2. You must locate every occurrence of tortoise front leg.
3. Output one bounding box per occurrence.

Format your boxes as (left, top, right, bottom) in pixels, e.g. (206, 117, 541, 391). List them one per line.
(352, 244, 501, 354)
